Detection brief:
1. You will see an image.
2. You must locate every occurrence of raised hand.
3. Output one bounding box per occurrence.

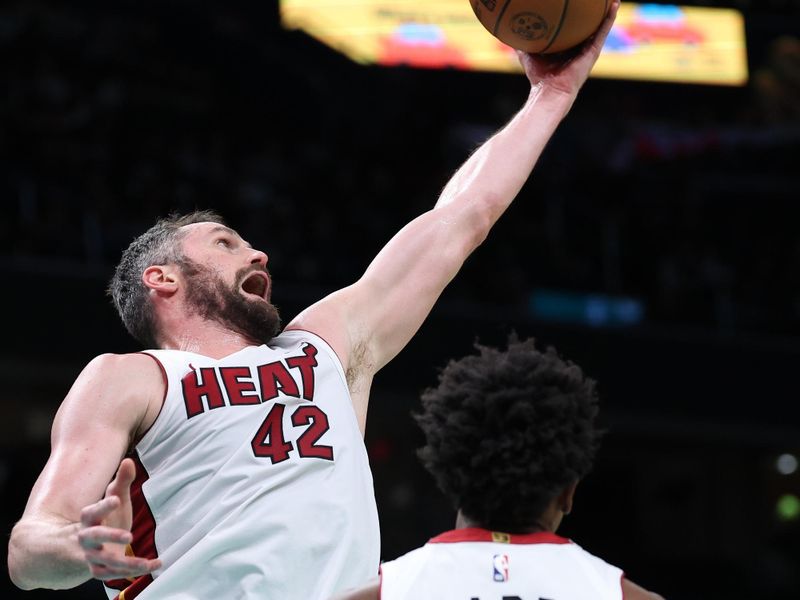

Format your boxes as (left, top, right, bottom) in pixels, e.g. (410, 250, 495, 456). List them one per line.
(77, 458, 161, 581)
(517, 0, 620, 96)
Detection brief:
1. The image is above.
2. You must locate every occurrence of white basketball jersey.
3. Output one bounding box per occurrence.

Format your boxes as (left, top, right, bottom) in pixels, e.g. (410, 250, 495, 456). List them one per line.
(380, 528, 623, 600)
(104, 330, 380, 600)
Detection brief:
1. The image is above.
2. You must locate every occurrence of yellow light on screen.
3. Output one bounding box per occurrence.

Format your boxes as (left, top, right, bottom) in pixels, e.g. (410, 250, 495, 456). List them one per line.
(279, 1, 749, 86)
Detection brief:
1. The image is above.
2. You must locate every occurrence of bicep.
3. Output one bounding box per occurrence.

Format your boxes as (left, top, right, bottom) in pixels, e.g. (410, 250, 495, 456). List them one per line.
(21, 354, 159, 523)
(360, 209, 487, 365)
(289, 204, 488, 383)
(313, 208, 484, 369)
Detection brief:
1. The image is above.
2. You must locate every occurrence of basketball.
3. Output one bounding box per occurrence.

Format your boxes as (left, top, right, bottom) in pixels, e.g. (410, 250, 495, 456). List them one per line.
(469, 0, 608, 54)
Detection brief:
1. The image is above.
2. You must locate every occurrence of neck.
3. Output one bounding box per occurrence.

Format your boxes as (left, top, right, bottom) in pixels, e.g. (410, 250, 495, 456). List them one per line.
(454, 510, 551, 534)
(158, 317, 262, 358)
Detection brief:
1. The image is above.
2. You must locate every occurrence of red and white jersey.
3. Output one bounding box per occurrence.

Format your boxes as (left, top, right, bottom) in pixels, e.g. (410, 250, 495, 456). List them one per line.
(380, 528, 623, 600)
(104, 330, 380, 600)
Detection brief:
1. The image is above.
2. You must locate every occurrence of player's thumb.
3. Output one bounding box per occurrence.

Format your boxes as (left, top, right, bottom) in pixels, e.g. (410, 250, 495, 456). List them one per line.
(107, 457, 137, 500)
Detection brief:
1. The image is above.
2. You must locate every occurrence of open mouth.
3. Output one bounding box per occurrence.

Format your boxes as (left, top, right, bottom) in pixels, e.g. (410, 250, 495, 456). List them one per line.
(241, 271, 269, 300)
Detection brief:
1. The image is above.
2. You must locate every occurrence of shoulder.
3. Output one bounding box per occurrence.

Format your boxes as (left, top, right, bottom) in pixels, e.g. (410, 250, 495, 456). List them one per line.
(329, 577, 380, 600)
(380, 545, 431, 579)
(49, 352, 165, 454)
(88, 351, 162, 370)
(554, 541, 629, 596)
(622, 578, 666, 600)
(80, 352, 165, 387)
(566, 539, 623, 570)
(285, 286, 359, 369)
(67, 352, 165, 425)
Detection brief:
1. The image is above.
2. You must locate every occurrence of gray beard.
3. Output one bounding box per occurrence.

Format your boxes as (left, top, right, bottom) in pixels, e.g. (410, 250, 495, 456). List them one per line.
(179, 258, 281, 345)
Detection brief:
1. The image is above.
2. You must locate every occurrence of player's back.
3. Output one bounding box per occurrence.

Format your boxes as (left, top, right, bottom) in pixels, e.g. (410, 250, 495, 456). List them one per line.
(380, 528, 623, 600)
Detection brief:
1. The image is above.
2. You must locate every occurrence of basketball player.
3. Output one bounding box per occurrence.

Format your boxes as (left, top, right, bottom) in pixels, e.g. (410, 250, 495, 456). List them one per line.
(7, 3, 621, 598)
(333, 335, 665, 600)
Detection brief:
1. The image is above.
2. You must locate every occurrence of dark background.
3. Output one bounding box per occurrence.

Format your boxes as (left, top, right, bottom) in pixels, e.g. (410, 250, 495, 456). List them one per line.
(2, 0, 799, 598)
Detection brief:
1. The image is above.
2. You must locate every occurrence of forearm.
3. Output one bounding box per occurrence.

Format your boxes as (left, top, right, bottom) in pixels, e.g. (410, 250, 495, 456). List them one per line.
(434, 84, 574, 224)
(435, 0, 617, 217)
(8, 518, 92, 590)
(336, 88, 580, 370)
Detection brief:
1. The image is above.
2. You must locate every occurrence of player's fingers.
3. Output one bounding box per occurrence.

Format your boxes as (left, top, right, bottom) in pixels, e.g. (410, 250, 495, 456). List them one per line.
(84, 548, 156, 570)
(86, 554, 161, 581)
(598, 0, 620, 36)
(78, 525, 133, 550)
(580, 0, 619, 57)
(80, 496, 121, 526)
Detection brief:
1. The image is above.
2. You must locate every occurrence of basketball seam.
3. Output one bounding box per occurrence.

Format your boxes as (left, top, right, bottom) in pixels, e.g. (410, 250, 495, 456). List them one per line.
(493, 0, 513, 38)
(541, 0, 569, 53)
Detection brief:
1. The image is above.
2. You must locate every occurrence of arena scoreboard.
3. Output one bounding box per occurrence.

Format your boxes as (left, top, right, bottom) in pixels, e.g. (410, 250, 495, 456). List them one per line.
(280, 1, 748, 86)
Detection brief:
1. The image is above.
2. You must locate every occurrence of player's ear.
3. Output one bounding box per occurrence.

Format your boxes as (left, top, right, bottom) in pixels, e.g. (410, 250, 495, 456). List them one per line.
(559, 480, 579, 515)
(143, 264, 180, 294)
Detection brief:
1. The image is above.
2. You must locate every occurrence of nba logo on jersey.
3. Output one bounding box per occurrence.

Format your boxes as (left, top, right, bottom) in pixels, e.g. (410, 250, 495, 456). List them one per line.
(492, 554, 509, 582)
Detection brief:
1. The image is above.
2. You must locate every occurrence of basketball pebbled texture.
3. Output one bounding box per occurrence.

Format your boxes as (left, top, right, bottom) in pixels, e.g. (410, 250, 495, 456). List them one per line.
(470, 0, 608, 54)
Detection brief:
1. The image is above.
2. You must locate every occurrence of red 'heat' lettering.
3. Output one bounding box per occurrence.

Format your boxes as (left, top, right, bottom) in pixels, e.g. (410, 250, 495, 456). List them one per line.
(182, 367, 225, 418)
(180, 344, 320, 418)
(287, 344, 318, 400)
(258, 361, 300, 400)
(220, 366, 260, 406)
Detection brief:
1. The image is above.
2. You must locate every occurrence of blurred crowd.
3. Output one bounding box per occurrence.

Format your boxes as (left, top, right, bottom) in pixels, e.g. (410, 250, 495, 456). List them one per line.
(1, 0, 799, 336)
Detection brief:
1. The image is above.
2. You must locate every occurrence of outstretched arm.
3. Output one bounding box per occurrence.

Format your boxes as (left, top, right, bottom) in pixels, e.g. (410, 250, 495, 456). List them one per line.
(7, 353, 163, 590)
(435, 4, 620, 212)
(288, 4, 620, 426)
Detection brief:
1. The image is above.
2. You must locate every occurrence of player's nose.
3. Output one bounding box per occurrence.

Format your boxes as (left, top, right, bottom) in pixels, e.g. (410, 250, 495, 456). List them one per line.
(249, 249, 268, 268)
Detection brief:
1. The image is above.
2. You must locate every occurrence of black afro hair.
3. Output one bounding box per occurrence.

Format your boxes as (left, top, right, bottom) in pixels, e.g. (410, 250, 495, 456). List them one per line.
(414, 334, 603, 532)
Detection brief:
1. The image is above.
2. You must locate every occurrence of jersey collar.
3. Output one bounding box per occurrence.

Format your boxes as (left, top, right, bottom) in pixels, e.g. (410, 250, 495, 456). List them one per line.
(429, 528, 571, 545)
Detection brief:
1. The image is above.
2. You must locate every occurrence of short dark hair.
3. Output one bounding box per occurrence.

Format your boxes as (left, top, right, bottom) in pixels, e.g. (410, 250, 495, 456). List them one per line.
(107, 209, 226, 348)
(414, 334, 603, 532)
